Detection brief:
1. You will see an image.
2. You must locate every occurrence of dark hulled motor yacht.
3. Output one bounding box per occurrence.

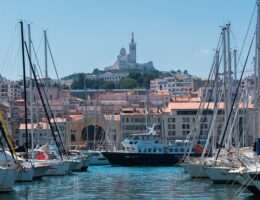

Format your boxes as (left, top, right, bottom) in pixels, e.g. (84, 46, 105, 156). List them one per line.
(102, 126, 194, 166)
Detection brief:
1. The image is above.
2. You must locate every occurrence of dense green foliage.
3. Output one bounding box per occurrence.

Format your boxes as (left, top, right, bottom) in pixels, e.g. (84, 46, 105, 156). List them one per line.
(65, 68, 189, 90)
(69, 70, 162, 89)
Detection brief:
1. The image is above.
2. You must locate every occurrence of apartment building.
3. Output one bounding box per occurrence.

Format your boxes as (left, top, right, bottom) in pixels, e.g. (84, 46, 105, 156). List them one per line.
(150, 74, 194, 96)
(16, 118, 70, 149)
(120, 101, 255, 146)
(0, 80, 22, 100)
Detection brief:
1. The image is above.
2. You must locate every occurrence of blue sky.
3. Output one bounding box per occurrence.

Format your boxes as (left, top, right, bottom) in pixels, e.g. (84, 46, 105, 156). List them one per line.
(0, 0, 256, 80)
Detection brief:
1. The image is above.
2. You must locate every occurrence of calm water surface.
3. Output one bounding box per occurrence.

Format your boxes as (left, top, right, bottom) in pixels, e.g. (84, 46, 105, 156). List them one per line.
(0, 166, 256, 200)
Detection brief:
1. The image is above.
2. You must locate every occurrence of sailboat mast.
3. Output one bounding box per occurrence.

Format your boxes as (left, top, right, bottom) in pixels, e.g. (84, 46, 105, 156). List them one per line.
(226, 23, 233, 148)
(20, 21, 29, 158)
(44, 30, 48, 80)
(28, 23, 34, 153)
(255, 0, 260, 153)
(222, 27, 229, 128)
(233, 49, 237, 81)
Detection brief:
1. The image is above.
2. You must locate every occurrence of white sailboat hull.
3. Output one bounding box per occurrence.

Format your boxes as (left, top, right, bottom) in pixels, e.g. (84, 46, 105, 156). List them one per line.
(183, 163, 208, 178)
(37, 160, 69, 176)
(88, 152, 109, 166)
(205, 166, 238, 184)
(32, 161, 49, 179)
(67, 160, 83, 172)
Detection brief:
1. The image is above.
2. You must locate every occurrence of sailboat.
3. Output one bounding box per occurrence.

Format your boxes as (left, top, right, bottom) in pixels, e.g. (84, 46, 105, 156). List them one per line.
(19, 23, 71, 177)
(183, 40, 222, 179)
(14, 21, 35, 182)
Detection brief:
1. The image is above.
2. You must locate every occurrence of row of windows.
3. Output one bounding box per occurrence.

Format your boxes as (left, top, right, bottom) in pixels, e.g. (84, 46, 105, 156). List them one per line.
(138, 147, 185, 153)
(182, 124, 190, 129)
(122, 117, 160, 123)
(168, 131, 176, 136)
(123, 125, 146, 131)
(168, 124, 176, 129)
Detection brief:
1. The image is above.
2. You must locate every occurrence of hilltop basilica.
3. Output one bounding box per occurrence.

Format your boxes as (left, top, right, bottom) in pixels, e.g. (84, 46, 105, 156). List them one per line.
(105, 33, 154, 72)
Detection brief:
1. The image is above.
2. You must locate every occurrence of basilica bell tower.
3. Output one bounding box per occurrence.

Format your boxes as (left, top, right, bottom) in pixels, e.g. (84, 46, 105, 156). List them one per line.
(128, 32, 136, 64)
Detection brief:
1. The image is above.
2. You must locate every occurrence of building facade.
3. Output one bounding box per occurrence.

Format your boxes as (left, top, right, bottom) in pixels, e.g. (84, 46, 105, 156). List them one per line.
(0, 80, 22, 100)
(17, 118, 70, 149)
(120, 101, 255, 146)
(150, 73, 194, 96)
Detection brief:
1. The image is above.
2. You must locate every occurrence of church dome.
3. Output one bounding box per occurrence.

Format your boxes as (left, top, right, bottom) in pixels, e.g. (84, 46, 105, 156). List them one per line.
(120, 48, 127, 56)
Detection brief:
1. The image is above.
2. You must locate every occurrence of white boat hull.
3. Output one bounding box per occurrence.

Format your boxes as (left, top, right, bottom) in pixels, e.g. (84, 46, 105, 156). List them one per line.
(183, 163, 208, 178)
(205, 167, 238, 184)
(67, 160, 83, 172)
(32, 161, 49, 179)
(38, 160, 69, 176)
(0, 167, 16, 192)
(88, 155, 109, 166)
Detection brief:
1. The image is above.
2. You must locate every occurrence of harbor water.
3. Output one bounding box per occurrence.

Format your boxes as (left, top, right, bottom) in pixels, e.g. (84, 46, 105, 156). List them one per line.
(0, 166, 255, 200)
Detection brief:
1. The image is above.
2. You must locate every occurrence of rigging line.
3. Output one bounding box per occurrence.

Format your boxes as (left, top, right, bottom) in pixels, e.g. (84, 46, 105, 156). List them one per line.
(0, 122, 16, 161)
(46, 38, 60, 82)
(186, 43, 224, 158)
(0, 24, 19, 75)
(237, 4, 256, 67)
(30, 46, 67, 154)
(215, 31, 255, 161)
(36, 34, 44, 56)
(185, 50, 217, 157)
(24, 41, 64, 159)
(32, 59, 67, 155)
(31, 41, 45, 79)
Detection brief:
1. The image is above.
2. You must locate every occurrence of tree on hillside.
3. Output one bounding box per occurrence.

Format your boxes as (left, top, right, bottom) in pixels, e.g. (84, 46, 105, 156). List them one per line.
(92, 68, 102, 75)
(119, 78, 137, 89)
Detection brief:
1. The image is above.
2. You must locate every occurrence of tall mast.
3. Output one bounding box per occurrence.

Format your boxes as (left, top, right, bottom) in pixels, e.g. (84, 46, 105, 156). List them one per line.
(226, 23, 232, 106)
(226, 24, 232, 147)
(233, 49, 237, 81)
(256, 0, 260, 150)
(222, 27, 229, 127)
(44, 30, 48, 80)
(28, 23, 34, 152)
(20, 21, 29, 158)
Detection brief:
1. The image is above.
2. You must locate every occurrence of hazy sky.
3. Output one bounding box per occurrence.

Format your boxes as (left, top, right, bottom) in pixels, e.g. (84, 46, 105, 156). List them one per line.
(0, 0, 256, 80)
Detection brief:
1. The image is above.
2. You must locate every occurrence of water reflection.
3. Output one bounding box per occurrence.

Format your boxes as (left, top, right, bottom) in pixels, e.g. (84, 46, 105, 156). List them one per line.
(0, 166, 252, 200)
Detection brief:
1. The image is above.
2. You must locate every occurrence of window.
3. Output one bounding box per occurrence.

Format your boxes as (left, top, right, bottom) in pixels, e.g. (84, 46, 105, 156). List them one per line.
(168, 118, 175, 123)
(182, 130, 190, 136)
(168, 131, 176, 136)
(200, 124, 208, 130)
(182, 124, 190, 129)
(148, 148, 151, 153)
(153, 148, 156, 152)
(182, 117, 190, 123)
(168, 124, 176, 129)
